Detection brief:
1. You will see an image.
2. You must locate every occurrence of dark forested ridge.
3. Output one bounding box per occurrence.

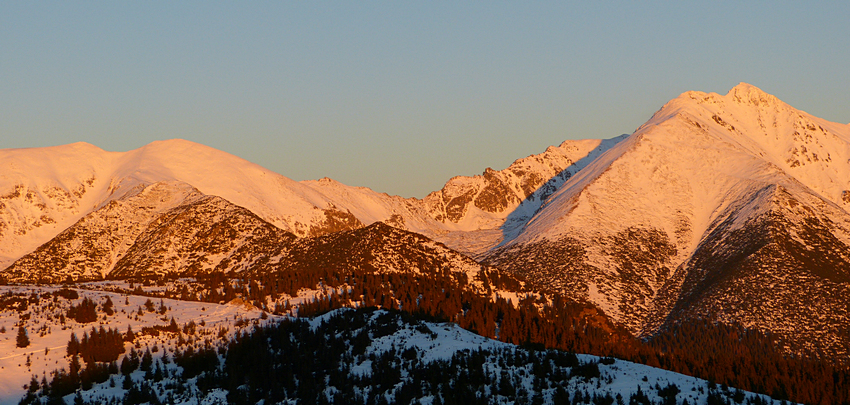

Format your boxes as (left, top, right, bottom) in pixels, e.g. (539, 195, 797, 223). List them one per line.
(23, 308, 803, 405)
(59, 270, 850, 403)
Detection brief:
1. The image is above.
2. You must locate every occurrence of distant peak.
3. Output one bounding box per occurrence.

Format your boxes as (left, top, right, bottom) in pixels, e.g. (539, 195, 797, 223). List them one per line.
(135, 139, 226, 156)
(729, 82, 763, 93)
(660, 83, 787, 121)
(58, 141, 105, 153)
(67, 141, 98, 148)
(146, 139, 207, 148)
(5, 141, 109, 155)
(726, 82, 779, 107)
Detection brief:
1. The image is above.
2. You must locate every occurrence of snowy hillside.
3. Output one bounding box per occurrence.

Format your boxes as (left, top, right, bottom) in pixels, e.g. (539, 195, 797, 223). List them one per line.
(0, 287, 788, 405)
(2, 182, 205, 281)
(0, 285, 270, 405)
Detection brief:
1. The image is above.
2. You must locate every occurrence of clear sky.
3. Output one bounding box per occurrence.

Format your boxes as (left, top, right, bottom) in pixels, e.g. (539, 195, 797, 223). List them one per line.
(2, 2, 848, 198)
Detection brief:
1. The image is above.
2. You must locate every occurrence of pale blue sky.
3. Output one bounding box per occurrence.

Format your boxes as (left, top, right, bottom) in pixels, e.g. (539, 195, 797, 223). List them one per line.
(2, 2, 848, 197)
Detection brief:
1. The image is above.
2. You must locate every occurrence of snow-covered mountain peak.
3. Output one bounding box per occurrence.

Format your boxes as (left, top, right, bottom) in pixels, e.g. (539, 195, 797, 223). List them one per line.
(486, 84, 850, 342)
(508, 84, 850, 252)
(139, 138, 205, 148)
(0, 132, 637, 269)
(2, 141, 104, 155)
(727, 82, 780, 107)
(674, 82, 778, 107)
(0, 142, 107, 187)
(643, 84, 778, 132)
(114, 138, 282, 185)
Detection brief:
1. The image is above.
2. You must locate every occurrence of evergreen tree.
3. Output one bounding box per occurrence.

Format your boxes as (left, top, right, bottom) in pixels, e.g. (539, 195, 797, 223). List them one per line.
(144, 299, 155, 312)
(67, 333, 79, 356)
(168, 317, 178, 332)
(140, 349, 153, 372)
(102, 296, 114, 316)
(26, 375, 39, 393)
(122, 374, 133, 390)
(16, 326, 29, 348)
(67, 297, 98, 323)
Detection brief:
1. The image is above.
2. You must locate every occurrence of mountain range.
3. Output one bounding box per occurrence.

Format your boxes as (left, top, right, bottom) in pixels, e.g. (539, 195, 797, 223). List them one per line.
(2, 83, 849, 362)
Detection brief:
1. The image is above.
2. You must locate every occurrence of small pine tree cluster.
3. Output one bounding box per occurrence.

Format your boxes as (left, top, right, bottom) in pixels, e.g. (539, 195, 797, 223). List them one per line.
(67, 297, 98, 324)
(67, 326, 125, 364)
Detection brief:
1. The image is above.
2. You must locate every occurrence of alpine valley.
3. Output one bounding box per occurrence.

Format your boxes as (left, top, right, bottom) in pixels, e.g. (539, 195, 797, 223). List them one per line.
(1, 84, 849, 405)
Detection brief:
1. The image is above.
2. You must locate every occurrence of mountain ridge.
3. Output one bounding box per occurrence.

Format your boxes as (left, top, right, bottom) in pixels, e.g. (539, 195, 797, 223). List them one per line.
(2, 83, 849, 363)
(0, 133, 624, 268)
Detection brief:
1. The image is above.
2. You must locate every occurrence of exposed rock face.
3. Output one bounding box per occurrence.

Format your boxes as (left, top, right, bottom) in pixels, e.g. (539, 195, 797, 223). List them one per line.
(254, 222, 490, 281)
(307, 206, 365, 237)
(110, 196, 296, 278)
(422, 137, 626, 232)
(2, 181, 204, 282)
(649, 186, 850, 358)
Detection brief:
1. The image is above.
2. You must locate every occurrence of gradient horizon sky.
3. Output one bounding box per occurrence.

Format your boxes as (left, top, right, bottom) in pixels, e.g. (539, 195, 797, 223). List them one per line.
(2, 2, 848, 198)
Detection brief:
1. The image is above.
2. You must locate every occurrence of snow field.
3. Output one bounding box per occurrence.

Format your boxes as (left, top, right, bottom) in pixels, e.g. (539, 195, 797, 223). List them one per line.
(0, 285, 271, 404)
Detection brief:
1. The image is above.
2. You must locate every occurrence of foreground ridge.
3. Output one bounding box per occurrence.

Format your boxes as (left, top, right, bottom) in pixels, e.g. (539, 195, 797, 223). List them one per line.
(3, 289, 797, 405)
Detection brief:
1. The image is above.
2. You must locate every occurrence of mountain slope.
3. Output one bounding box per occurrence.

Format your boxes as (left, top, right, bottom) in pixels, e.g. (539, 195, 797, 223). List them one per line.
(652, 185, 850, 358)
(109, 195, 297, 279)
(0, 142, 113, 269)
(484, 83, 850, 358)
(3, 214, 494, 284)
(2, 181, 205, 282)
(0, 140, 349, 269)
(263, 221, 489, 281)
